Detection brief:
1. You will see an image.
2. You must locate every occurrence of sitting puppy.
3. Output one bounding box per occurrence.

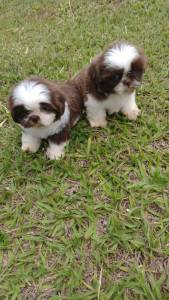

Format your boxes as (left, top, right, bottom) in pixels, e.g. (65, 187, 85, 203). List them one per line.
(8, 76, 83, 159)
(74, 41, 147, 127)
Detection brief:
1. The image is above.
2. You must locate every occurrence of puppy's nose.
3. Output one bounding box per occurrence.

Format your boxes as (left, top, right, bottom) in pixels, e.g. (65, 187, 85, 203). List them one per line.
(29, 115, 40, 123)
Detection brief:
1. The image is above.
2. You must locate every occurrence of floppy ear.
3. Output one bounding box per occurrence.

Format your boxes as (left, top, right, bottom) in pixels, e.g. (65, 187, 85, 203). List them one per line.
(88, 60, 103, 94)
(50, 91, 65, 117)
(8, 96, 21, 123)
(87, 62, 100, 92)
(137, 48, 148, 71)
(88, 60, 123, 95)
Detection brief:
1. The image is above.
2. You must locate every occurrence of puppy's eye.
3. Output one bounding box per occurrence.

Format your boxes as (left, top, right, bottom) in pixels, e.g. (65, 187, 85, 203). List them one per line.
(12, 105, 30, 123)
(113, 74, 121, 81)
(40, 102, 56, 113)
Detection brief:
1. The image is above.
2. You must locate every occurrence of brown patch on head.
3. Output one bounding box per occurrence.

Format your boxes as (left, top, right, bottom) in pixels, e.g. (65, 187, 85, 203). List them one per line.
(130, 54, 147, 82)
(28, 76, 66, 120)
(86, 54, 124, 100)
(128, 47, 147, 87)
(49, 91, 65, 119)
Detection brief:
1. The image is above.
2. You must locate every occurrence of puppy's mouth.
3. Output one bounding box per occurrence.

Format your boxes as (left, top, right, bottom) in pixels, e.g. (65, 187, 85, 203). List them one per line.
(128, 87, 135, 92)
(129, 80, 141, 90)
(123, 79, 141, 91)
(22, 121, 44, 128)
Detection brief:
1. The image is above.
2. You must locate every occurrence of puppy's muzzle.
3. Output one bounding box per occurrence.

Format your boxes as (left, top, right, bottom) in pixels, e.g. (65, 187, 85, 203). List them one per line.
(23, 115, 40, 128)
(129, 80, 141, 88)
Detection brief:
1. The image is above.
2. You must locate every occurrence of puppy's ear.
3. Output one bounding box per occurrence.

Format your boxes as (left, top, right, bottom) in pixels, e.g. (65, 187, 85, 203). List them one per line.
(87, 59, 101, 94)
(8, 96, 16, 121)
(8, 96, 22, 123)
(50, 91, 65, 117)
(87, 62, 99, 90)
(137, 48, 148, 71)
(88, 57, 123, 95)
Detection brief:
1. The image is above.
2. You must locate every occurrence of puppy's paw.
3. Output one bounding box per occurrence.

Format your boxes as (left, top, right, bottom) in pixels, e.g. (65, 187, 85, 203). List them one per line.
(46, 144, 65, 160)
(21, 134, 41, 153)
(124, 108, 141, 120)
(89, 118, 107, 128)
(22, 142, 40, 153)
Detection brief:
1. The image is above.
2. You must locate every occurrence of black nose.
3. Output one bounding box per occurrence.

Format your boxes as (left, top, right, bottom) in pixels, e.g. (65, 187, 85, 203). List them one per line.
(29, 115, 40, 123)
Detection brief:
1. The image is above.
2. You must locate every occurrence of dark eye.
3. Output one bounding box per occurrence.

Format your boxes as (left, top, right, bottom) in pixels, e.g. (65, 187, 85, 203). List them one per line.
(113, 74, 121, 81)
(40, 102, 56, 113)
(12, 105, 30, 123)
(112, 71, 123, 82)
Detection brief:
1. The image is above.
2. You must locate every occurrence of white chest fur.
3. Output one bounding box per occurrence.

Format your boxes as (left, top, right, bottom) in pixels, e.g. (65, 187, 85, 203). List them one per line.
(85, 91, 139, 127)
(85, 91, 136, 115)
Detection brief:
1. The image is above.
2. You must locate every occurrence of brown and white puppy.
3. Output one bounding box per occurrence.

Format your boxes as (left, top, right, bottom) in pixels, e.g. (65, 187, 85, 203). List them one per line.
(9, 76, 83, 159)
(75, 42, 147, 127)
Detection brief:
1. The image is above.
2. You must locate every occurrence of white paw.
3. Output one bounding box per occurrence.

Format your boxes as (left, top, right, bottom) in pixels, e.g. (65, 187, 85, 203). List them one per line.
(21, 142, 40, 153)
(124, 108, 141, 120)
(46, 148, 65, 160)
(89, 118, 107, 128)
(21, 133, 41, 153)
(46, 143, 66, 160)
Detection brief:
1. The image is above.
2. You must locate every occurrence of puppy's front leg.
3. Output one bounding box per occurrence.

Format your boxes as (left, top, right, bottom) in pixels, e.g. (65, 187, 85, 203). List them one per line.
(88, 110, 107, 128)
(22, 132, 41, 153)
(85, 95, 107, 128)
(46, 127, 70, 160)
(121, 92, 141, 121)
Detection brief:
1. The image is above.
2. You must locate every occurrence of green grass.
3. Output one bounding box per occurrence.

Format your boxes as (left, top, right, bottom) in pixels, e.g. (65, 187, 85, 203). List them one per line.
(0, 0, 169, 299)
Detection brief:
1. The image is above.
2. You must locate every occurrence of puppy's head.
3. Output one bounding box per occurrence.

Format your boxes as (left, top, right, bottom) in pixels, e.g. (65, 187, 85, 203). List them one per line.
(9, 77, 65, 128)
(87, 42, 147, 98)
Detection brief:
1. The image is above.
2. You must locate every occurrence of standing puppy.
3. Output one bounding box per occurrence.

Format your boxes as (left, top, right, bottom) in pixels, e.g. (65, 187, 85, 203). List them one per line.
(9, 76, 83, 159)
(76, 42, 147, 127)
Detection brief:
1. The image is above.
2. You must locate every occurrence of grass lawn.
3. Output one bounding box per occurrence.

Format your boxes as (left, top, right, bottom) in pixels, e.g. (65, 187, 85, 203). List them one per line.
(0, 0, 169, 299)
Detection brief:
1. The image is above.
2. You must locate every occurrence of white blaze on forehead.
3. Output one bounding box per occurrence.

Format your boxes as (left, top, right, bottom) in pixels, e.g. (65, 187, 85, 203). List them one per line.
(12, 80, 50, 109)
(104, 44, 139, 71)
